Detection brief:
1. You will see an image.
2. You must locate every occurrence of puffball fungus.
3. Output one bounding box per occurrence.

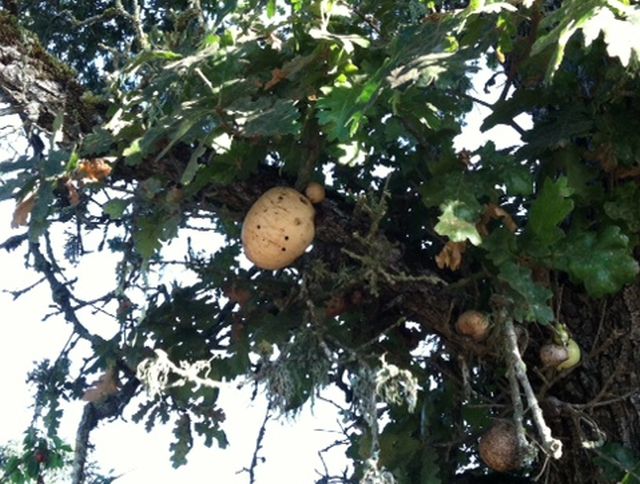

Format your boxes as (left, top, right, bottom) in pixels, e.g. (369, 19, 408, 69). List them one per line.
(241, 187, 315, 270)
(539, 343, 569, 368)
(305, 182, 326, 204)
(455, 310, 490, 342)
(479, 421, 522, 473)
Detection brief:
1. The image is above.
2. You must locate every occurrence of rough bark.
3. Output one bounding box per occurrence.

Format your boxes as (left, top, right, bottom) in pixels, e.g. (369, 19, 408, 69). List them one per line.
(535, 284, 640, 483)
(0, 12, 103, 141)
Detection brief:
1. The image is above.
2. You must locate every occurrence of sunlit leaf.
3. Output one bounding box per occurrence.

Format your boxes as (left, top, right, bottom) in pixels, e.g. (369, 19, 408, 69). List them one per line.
(435, 201, 482, 246)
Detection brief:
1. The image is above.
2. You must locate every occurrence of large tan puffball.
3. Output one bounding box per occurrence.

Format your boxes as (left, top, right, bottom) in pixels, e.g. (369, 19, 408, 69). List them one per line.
(241, 187, 315, 270)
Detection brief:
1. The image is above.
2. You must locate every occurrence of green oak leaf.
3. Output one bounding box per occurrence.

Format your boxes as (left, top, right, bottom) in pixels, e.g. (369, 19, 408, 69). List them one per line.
(481, 226, 518, 267)
(227, 97, 301, 137)
(556, 226, 639, 298)
(133, 214, 180, 259)
(420, 171, 486, 215)
(595, 442, 640, 483)
(80, 129, 114, 156)
(103, 198, 130, 219)
(420, 447, 443, 484)
(477, 142, 533, 196)
(169, 414, 193, 468)
(527, 177, 574, 246)
(316, 80, 378, 141)
(604, 183, 640, 233)
(435, 201, 482, 246)
(497, 260, 555, 324)
(122, 138, 143, 166)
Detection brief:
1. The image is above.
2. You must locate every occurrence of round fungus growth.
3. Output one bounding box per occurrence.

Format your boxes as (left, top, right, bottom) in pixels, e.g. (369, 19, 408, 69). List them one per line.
(305, 182, 326, 204)
(241, 186, 315, 270)
(455, 310, 490, 342)
(479, 421, 522, 473)
(539, 343, 569, 368)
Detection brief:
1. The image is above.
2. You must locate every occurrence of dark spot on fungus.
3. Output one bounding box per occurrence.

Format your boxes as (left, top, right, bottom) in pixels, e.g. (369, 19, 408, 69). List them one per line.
(284, 236, 289, 240)
(257, 225, 261, 229)
(294, 218, 301, 225)
(299, 197, 308, 205)
(281, 247, 286, 251)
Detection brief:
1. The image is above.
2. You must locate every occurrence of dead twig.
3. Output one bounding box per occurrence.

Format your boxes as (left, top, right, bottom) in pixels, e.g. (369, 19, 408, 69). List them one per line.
(238, 403, 272, 484)
(503, 316, 563, 460)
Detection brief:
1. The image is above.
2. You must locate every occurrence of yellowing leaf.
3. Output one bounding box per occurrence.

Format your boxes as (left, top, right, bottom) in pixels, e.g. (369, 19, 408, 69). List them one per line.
(264, 68, 287, 90)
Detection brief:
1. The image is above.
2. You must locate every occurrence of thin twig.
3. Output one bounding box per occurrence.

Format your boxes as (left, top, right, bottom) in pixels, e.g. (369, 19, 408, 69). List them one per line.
(243, 403, 272, 484)
(575, 389, 639, 410)
(589, 300, 608, 358)
(2, 276, 46, 299)
(115, 0, 150, 50)
(59, 8, 120, 28)
(456, 91, 526, 136)
(29, 241, 105, 348)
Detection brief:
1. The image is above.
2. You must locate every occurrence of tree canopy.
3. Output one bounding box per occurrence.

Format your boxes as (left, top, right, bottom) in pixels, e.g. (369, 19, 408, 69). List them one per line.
(1, 0, 640, 482)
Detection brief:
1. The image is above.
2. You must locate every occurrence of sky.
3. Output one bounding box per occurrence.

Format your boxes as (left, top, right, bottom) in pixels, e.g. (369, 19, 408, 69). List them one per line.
(0, 66, 529, 483)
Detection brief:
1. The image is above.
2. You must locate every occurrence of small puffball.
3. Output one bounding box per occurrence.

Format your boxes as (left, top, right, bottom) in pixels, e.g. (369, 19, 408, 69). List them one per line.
(479, 421, 522, 473)
(539, 344, 569, 368)
(455, 310, 490, 342)
(305, 182, 326, 204)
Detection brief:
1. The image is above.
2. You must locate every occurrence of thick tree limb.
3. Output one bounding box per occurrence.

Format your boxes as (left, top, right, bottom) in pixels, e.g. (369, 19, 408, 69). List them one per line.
(72, 376, 140, 484)
(0, 13, 101, 140)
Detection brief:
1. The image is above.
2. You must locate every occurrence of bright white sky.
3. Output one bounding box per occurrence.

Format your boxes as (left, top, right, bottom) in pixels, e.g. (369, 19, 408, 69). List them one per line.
(0, 66, 528, 483)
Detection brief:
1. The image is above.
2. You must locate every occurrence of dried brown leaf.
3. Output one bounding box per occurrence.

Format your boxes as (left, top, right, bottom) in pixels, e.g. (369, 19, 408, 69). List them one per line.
(435, 241, 466, 271)
(66, 181, 80, 207)
(478, 203, 518, 235)
(11, 194, 37, 228)
(77, 159, 112, 183)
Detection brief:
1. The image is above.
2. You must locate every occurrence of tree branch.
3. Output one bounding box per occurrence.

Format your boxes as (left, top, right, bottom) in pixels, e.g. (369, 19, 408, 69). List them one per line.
(71, 403, 96, 484)
(72, 376, 140, 484)
(0, 14, 101, 140)
(455, 91, 526, 136)
(29, 240, 105, 348)
(240, 403, 272, 484)
(503, 317, 562, 460)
